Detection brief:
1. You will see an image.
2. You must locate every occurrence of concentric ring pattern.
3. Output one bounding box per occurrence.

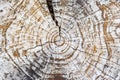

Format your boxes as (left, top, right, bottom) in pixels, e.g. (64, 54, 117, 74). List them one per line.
(0, 0, 120, 80)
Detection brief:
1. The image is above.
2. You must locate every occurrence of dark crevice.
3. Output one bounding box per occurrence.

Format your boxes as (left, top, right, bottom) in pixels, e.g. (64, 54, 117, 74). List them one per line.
(46, 0, 61, 36)
(46, 0, 58, 26)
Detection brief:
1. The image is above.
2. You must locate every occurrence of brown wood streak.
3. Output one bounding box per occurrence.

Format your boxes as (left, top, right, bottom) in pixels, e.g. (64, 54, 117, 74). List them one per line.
(96, 2, 115, 60)
(93, 45, 97, 53)
(0, 21, 13, 52)
(13, 49, 20, 57)
(96, 2, 114, 43)
(22, 50, 27, 56)
(85, 62, 91, 73)
(0, 22, 12, 37)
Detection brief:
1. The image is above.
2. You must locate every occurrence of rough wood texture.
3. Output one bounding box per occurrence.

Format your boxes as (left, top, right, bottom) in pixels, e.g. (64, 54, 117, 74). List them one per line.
(0, 0, 120, 80)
